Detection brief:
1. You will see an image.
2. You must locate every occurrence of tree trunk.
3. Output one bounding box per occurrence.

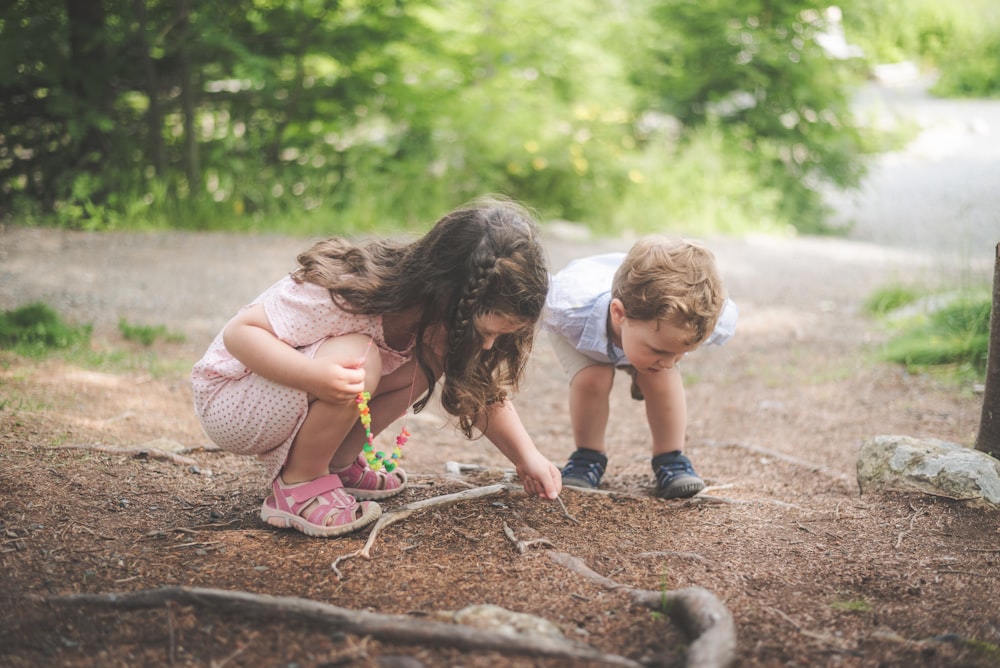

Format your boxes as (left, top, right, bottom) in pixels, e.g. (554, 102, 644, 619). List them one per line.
(134, 0, 165, 177)
(65, 0, 109, 193)
(178, 0, 200, 193)
(976, 242, 1000, 458)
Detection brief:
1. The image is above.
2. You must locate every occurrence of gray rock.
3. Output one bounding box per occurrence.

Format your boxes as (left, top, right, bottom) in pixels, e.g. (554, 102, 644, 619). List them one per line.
(857, 435, 1000, 508)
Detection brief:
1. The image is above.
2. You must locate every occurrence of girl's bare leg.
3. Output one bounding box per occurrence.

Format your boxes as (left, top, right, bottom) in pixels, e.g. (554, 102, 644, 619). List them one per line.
(328, 358, 430, 470)
(282, 334, 382, 484)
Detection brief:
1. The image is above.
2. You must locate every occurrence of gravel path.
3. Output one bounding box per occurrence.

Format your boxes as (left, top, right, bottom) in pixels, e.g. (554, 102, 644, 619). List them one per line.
(829, 77, 1000, 260)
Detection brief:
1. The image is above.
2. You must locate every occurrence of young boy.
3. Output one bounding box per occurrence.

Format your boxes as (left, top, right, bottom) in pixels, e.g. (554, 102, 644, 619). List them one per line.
(542, 237, 737, 498)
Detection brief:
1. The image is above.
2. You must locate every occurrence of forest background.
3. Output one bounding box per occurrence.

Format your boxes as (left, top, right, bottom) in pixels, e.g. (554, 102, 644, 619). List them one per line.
(3, 0, 1000, 240)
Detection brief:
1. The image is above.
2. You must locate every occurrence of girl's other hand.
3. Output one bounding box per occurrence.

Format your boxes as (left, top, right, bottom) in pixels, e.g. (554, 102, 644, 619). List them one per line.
(517, 453, 562, 500)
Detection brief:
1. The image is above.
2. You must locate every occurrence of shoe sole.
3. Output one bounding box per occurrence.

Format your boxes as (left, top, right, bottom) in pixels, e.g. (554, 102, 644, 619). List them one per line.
(656, 478, 706, 499)
(260, 497, 382, 537)
(562, 475, 599, 489)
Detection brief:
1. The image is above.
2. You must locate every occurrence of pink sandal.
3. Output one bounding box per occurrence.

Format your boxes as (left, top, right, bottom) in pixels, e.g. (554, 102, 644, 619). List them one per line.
(334, 454, 408, 500)
(260, 473, 381, 537)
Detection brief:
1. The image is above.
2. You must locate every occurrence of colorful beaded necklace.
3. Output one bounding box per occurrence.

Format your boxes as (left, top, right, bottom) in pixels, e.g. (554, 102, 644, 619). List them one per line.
(355, 339, 415, 472)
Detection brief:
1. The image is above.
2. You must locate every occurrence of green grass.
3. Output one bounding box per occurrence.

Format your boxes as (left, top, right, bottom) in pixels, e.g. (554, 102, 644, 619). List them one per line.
(863, 284, 923, 317)
(831, 598, 872, 613)
(867, 285, 992, 384)
(0, 302, 190, 378)
(118, 318, 186, 346)
(0, 303, 92, 357)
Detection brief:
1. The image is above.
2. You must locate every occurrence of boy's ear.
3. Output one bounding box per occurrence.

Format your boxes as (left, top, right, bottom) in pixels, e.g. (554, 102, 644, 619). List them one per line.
(609, 298, 627, 325)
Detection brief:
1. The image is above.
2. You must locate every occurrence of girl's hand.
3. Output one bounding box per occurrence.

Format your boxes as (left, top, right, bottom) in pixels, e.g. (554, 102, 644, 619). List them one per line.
(304, 357, 366, 404)
(516, 451, 563, 500)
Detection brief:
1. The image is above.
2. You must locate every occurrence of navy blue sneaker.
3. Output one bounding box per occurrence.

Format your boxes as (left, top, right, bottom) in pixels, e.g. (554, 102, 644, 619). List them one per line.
(561, 449, 608, 489)
(652, 452, 705, 498)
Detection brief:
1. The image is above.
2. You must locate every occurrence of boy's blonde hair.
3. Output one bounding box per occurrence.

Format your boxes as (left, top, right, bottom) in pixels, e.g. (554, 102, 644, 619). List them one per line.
(611, 236, 726, 346)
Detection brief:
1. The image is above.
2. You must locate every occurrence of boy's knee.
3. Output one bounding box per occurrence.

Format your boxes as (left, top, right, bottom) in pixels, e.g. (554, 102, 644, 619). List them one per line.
(570, 364, 614, 395)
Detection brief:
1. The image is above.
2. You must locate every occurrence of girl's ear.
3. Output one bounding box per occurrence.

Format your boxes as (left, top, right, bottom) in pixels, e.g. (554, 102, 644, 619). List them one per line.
(609, 298, 627, 326)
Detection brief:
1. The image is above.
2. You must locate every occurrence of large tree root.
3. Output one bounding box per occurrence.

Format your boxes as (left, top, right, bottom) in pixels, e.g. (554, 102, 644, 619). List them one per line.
(42, 586, 641, 667)
(546, 551, 737, 668)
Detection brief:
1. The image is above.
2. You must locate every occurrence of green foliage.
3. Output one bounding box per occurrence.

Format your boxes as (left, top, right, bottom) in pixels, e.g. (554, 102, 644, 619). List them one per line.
(0, 303, 92, 356)
(118, 319, 185, 347)
(962, 638, 1000, 661)
(843, 0, 1000, 98)
(629, 0, 873, 233)
(933, 29, 1000, 98)
(1, 0, 888, 235)
(876, 291, 991, 381)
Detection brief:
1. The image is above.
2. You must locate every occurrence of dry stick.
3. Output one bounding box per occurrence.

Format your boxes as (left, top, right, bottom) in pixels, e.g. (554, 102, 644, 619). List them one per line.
(42, 587, 641, 668)
(635, 551, 710, 565)
(895, 507, 927, 549)
(53, 443, 197, 467)
(333, 476, 735, 667)
(700, 439, 851, 482)
(502, 521, 554, 554)
(331, 483, 523, 576)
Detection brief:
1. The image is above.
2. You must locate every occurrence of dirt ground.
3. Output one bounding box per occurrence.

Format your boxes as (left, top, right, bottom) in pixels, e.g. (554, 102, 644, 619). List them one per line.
(1, 225, 998, 667)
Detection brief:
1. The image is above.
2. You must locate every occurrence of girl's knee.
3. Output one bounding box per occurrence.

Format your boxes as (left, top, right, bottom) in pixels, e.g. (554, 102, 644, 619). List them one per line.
(316, 333, 383, 391)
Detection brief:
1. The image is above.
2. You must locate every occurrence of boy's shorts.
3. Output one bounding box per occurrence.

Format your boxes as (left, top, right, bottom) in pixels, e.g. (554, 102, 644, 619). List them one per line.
(548, 332, 643, 400)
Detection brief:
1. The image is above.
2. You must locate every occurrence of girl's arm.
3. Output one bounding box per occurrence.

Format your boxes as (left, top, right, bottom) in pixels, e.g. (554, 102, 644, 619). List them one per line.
(480, 400, 562, 499)
(222, 303, 365, 403)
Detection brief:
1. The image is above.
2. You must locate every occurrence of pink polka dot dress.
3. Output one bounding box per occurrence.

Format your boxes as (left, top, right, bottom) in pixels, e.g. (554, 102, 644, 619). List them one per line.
(191, 275, 413, 481)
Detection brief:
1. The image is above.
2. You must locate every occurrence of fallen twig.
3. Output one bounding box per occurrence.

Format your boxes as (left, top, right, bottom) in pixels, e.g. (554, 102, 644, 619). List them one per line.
(53, 443, 197, 467)
(635, 551, 710, 565)
(555, 495, 580, 524)
(700, 439, 850, 482)
(502, 521, 554, 554)
(895, 506, 927, 550)
(43, 587, 641, 667)
(331, 483, 523, 577)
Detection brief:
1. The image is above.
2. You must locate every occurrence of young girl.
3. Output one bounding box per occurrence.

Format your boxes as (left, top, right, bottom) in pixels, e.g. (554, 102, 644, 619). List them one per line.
(192, 196, 562, 538)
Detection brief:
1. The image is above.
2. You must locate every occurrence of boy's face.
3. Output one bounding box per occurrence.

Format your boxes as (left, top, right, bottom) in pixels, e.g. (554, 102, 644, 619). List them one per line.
(609, 299, 700, 374)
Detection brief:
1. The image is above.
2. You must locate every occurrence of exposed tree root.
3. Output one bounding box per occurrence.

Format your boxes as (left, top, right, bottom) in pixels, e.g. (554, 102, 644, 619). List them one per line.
(330, 472, 736, 667)
(41, 586, 641, 667)
(546, 550, 737, 668)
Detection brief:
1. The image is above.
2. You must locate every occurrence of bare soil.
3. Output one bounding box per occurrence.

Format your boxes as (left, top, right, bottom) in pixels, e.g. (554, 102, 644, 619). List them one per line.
(1, 226, 998, 667)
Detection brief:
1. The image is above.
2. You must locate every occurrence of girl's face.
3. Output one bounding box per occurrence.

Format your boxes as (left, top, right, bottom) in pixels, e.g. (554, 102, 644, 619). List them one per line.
(475, 313, 530, 350)
(609, 299, 699, 374)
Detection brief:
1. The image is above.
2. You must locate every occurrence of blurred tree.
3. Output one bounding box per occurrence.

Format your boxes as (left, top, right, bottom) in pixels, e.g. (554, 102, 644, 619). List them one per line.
(628, 0, 869, 231)
(1, 0, 882, 233)
(0, 0, 432, 226)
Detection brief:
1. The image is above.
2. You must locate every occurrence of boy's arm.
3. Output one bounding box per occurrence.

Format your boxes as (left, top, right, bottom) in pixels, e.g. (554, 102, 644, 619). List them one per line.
(479, 400, 562, 499)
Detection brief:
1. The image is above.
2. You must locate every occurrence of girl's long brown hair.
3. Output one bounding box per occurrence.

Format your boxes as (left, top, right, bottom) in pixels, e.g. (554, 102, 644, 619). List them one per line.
(292, 196, 548, 436)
